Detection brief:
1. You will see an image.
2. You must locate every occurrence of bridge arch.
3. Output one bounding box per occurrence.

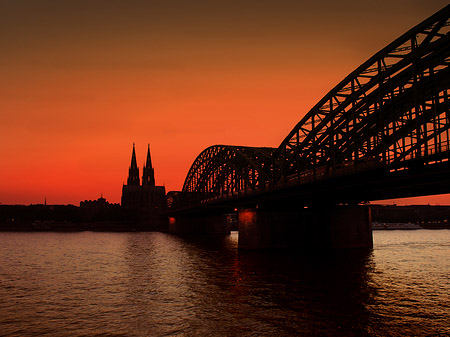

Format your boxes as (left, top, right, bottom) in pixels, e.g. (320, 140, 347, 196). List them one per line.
(271, 5, 450, 185)
(179, 5, 450, 202)
(182, 145, 275, 196)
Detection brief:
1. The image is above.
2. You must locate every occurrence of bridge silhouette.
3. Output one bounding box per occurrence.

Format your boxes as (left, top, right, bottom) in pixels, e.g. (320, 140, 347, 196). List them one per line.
(167, 6, 450, 249)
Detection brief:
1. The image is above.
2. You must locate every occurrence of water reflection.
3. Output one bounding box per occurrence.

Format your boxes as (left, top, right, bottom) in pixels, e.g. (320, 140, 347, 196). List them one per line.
(120, 232, 377, 336)
(0, 231, 449, 336)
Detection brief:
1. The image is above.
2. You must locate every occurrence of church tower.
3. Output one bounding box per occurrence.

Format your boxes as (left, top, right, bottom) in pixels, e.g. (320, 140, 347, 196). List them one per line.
(142, 144, 156, 186)
(127, 143, 140, 185)
(121, 142, 167, 230)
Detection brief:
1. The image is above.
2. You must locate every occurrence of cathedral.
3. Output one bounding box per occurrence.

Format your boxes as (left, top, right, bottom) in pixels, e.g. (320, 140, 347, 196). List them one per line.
(121, 144, 166, 211)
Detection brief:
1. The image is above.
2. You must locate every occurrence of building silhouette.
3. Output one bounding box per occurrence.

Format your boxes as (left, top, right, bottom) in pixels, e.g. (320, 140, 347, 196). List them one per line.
(127, 143, 140, 186)
(121, 143, 166, 210)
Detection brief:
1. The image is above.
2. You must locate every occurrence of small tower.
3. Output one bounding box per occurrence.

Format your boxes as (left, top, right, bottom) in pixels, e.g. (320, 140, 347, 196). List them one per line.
(142, 144, 156, 186)
(127, 143, 140, 186)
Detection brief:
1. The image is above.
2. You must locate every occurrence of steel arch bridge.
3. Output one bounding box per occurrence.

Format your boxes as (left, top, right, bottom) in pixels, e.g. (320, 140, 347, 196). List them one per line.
(180, 5, 450, 205)
(182, 145, 275, 196)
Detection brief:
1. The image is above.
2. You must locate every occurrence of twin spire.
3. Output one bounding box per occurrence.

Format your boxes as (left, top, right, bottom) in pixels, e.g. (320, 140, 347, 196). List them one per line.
(142, 144, 155, 186)
(127, 143, 155, 187)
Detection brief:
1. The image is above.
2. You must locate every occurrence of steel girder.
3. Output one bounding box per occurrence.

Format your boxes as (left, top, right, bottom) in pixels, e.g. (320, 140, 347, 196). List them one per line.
(179, 5, 450, 204)
(270, 5, 450, 186)
(182, 145, 275, 196)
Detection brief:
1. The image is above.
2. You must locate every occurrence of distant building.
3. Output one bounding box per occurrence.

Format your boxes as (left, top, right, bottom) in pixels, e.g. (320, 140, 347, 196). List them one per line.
(121, 143, 166, 211)
(80, 194, 115, 208)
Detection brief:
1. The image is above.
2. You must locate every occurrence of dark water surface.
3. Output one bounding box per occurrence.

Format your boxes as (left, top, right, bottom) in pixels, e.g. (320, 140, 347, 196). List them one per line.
(0, 230, 449, 336)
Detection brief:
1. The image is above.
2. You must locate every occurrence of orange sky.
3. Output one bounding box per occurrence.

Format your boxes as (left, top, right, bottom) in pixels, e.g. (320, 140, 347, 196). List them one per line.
(1, 0, 449, 205)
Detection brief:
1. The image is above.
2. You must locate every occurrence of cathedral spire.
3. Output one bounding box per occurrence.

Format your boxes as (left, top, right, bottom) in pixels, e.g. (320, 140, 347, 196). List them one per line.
(131, 143, 137, 168)
(142, 144, 155, 186)
(146, 144, 153, 169)
(127, 143, 140, 185)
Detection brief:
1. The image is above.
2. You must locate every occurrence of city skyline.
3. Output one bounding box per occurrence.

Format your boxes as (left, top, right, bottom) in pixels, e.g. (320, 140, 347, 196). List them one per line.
(1, 0, 449, 205)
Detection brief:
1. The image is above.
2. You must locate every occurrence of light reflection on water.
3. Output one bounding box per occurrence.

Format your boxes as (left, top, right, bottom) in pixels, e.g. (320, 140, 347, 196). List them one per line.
(0, 230, 449, 336)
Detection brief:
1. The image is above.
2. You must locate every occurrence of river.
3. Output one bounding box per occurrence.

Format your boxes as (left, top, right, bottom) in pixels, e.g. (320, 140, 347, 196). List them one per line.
(0, 230, 449, 336)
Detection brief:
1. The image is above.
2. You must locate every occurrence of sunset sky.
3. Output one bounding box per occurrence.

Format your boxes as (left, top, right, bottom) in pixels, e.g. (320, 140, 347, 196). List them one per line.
(1, 0, 449, 205)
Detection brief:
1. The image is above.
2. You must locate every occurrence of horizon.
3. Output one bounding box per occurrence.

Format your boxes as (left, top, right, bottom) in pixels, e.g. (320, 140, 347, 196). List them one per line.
(1, 0, 449, 205)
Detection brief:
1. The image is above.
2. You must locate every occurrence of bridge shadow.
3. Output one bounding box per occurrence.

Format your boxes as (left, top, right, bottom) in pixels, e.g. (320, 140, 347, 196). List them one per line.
(169, 231, 379, 336)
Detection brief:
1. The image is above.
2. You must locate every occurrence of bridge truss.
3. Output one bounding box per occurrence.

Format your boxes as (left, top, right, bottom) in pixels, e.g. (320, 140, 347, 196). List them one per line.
(182, 5, 450, 201)
(182, 145, 274, 196)
(272, 5, 450, 185)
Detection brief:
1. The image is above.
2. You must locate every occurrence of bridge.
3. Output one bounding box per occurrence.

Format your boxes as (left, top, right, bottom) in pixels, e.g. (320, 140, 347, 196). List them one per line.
(167, 6, 450, 249)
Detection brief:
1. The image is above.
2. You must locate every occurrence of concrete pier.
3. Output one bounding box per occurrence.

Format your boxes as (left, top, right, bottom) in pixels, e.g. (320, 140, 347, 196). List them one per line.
(168, 214, 231, 234)
(238, 205, 372, 250)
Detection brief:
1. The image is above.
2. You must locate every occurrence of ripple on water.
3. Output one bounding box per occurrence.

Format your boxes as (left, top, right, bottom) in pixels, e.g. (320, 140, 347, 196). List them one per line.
(0, 230, 449, 336)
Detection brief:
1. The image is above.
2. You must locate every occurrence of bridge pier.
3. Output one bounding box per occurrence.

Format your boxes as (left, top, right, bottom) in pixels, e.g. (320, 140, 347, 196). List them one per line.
(168, 214, 231, 234)
(238, 205, 372, 250)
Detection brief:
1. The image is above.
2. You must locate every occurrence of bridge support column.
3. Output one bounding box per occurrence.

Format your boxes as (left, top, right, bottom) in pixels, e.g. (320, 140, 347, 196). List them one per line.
(168, 214, 231, 234)
(330, 205, 373, 249)
(237, 205, 372, 250)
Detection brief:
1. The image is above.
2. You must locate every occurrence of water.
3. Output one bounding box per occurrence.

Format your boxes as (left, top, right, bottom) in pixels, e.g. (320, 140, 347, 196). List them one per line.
(0, 230, 449, 336)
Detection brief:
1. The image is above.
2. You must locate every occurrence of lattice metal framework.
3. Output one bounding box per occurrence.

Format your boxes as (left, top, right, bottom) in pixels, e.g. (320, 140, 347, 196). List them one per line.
(181, 6, 450, 200)
(182, 146, 274, 195)
(271, 5, 450, 185)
